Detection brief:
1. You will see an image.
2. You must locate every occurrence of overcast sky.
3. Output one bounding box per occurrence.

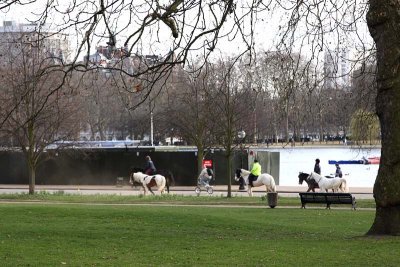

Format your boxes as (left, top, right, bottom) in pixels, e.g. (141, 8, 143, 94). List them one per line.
(0, 0, 373, 67)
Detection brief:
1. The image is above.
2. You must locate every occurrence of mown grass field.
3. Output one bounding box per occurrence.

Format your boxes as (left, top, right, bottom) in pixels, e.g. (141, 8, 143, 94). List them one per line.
(0, 194, 397, 266)
(0, 192, 376, 208)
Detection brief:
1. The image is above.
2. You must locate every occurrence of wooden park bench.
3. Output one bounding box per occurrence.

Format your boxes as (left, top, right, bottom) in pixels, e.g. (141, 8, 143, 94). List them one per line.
(299, 192, 356, 210)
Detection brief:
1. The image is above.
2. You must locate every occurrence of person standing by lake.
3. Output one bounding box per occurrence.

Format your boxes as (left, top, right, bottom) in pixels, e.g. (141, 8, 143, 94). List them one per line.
(335, 163, 343, 178)
(314, 158, 321, 175)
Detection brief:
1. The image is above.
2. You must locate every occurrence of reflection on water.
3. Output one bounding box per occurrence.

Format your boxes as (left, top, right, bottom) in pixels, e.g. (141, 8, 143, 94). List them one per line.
(267, 147, 380, 187)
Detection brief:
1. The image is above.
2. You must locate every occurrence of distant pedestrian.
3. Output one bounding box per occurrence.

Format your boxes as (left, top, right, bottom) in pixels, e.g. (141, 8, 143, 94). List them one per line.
(314, 158, 321, 175)
(335, 163, 343, 178)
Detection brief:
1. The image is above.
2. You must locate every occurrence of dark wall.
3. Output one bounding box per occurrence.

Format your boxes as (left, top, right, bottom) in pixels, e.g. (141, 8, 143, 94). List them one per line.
(204, 150, 249, 184)
(0, 148, 248, 186)
(0, 151, 28, 184)
(0, 149, 281, 186)
(34, 148, 200, 185)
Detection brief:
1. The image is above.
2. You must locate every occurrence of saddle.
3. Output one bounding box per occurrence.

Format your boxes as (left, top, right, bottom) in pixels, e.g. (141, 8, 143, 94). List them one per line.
(143, 175, 156, 181)
(249, 175, 258, 186)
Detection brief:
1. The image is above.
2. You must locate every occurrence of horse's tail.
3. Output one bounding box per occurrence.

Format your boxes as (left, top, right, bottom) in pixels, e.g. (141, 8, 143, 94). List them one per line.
(164, 170, 175, 193)
(165, 175, 170, 193)
(156, 176, 166, 194)
(265, 175, 276, 192)
(167, 171, 175, 186)
(270, 176, 277, 192)
(341, 178, 349, 193)
(162, 176, 167, 192)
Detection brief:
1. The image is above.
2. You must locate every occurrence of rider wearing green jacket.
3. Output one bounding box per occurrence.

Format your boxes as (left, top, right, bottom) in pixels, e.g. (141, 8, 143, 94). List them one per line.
(248, 159, 261, 187)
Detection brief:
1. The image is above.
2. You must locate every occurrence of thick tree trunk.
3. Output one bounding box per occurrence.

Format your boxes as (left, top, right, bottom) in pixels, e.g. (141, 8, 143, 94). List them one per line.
(366, 0, 400, 235)
(28, 164, 35, 195)
(197, 146, 204, 176)
(226, 150, 232, 198)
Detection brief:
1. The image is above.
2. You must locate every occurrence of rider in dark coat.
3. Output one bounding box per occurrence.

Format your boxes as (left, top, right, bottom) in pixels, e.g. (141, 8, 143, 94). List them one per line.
(144, 155, 156, 175)
(314, 158, 321, 175)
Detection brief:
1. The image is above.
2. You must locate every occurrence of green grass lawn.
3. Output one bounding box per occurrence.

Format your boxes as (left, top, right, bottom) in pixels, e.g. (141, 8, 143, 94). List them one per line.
(0, 197, 397, 266)
(0, 192, 376, 208)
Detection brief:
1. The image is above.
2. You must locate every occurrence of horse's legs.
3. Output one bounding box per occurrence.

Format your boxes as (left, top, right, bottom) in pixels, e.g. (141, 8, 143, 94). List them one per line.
(248, 187, 253, 197)
(147, 186, 155, 195)
(166, 178, 170, 193)
(142, 186, 147, 196)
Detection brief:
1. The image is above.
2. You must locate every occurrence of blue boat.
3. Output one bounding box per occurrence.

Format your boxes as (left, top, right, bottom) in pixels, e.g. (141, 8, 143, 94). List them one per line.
(328, 160, 366, 165)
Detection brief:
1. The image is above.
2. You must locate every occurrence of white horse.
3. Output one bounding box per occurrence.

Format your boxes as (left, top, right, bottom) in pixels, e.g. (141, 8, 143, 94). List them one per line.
(234, 169, 276, 197)
(307, 171, 348, 193)
(129, 172, 167, 195)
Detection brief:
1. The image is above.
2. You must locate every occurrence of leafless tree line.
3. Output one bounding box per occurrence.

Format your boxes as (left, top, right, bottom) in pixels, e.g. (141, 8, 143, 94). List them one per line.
(2, 0, 400, 235)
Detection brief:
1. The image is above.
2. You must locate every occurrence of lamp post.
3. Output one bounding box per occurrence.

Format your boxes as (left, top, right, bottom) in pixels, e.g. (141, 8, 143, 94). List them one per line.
(150, 110, 154, 146)
(238, 130, 246, 141)
(238, 130, 246, 162)
(237, 130, 246, 190)
(149, 98, 154, 147)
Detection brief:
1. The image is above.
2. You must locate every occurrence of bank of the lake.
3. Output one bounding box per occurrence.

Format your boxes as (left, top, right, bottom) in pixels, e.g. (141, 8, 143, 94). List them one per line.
(264, 146, 380, 188)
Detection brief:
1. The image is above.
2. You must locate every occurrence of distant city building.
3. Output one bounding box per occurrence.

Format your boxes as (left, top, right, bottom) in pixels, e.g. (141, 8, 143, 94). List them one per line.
(0, 20, 70, 64)
(84, 45, 165, 76)
(323, 47, 350, 90)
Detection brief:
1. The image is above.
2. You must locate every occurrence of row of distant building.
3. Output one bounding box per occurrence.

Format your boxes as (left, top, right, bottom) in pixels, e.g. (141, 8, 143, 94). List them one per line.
(0, 21, 166, 73)
(0, 20, 351, 145)
(0, 20, 351, 89)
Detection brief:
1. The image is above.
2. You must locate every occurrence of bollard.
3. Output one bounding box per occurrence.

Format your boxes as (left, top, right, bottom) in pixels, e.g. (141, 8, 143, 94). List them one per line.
(267, 192, 278, 208)
(116, 177, 124, 187)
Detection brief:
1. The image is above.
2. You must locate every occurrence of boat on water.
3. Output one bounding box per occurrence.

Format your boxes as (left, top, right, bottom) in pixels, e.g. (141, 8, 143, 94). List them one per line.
(367, 156, 380, 164)
(328, 160, 365, 165)
(328, 156, 381, 165)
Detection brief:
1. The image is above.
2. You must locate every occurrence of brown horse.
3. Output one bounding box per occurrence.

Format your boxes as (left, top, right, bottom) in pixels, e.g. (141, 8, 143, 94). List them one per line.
(298, 172, 319, 192)
(298, 172, 335, 192)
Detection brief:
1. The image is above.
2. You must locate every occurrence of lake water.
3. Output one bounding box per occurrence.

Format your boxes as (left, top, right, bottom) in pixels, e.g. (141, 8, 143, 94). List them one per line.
(267, 147, 381, 188)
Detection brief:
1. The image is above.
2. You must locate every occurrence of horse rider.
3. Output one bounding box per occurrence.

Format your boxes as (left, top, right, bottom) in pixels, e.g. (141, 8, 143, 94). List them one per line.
(314, 158, 321, 175)
(248, 159, 261, 187)
(335, 163, 343, 178)
(144, 155, 157, 175)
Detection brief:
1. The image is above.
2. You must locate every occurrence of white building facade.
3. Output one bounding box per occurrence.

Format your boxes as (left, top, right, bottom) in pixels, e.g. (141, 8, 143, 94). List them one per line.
(0, 21, 70, 64)
(323, 47, 351, 90)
